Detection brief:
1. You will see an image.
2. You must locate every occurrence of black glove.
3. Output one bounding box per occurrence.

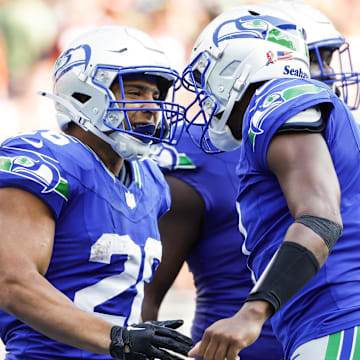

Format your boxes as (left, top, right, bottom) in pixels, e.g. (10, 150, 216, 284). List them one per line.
(109, 320, 193, 360)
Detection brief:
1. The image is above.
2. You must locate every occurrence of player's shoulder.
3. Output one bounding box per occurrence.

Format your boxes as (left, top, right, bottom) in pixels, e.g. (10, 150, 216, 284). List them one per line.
(252, 78, 332, 111)
(1, 130, 95, 173)
(245, 79, 335, 149)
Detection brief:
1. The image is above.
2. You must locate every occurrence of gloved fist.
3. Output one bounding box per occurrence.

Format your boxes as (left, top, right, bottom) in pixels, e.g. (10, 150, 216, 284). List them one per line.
(109, 320, 193, 360)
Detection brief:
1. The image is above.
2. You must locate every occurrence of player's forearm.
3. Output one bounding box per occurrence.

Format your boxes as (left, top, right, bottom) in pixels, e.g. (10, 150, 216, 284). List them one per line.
(284, 221, 333, 266)
(142, 284, 162, 321)
(0, 269, 112, 354)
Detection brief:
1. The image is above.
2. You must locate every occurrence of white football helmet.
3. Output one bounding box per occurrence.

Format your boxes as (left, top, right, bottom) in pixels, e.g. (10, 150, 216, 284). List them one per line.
(40, 26, 185, 161)
(182, 6, 309, 152)
(262, 0, 360, 110)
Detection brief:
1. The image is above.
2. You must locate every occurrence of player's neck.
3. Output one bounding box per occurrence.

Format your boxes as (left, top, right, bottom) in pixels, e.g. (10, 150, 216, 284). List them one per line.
(66, 125, 124, 176)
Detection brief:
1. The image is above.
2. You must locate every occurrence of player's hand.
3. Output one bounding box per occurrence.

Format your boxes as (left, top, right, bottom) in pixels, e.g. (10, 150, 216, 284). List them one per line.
(188, 302, 269, 360)
(109, 320, 193, 360)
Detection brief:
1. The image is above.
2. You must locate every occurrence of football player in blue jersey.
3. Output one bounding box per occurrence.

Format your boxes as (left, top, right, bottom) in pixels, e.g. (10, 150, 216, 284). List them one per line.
(180, 6, 360, 360)
(0, 25, 193, 360)
(142, 3, 360, 360)
(142, 126, 284, 360)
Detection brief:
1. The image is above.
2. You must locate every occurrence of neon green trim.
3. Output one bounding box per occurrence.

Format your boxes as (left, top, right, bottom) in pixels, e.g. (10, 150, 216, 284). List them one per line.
(325, 331, 342, 360)
(0, 157, 11, 171)
(177, 154, 196, 169)
(351, 326, 360, 360)
(55, 178, 69, 200)
(268, 28, 296, 50)
(133, 162, 141, 188)
(283, 84, 324, 101)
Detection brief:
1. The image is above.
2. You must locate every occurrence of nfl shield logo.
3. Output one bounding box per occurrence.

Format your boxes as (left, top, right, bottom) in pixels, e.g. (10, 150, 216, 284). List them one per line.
(125, 191, 136, 209)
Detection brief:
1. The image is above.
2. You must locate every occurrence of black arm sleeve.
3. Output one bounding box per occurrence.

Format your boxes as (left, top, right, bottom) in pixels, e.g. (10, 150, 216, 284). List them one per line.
(245, 241, 320, 315)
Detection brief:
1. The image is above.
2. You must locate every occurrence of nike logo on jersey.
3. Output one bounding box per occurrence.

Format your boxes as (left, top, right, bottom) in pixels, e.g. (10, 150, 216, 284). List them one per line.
(21, 137, 43, 148)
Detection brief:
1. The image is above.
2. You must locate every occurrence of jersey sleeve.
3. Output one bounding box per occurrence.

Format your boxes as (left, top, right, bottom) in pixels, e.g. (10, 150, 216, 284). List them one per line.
(158, 178, 171, 219)
(162, 127, 234, 213)
(161, 128, 205, 199)
(243, 78, 335, 171)
(0, 135, 75, 219)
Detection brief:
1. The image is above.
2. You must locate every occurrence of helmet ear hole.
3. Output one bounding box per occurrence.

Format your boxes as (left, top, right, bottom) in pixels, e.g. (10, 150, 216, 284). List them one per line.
(72, 92, 91, 104)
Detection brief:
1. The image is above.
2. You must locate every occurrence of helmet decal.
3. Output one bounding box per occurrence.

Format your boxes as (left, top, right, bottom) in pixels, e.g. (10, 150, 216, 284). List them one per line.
(213, 15, 300, 51)
(54, 44, 91, 81)
(213, 17, 269, 46)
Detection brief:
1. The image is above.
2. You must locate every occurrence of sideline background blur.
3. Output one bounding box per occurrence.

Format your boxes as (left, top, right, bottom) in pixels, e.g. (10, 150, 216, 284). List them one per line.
(0, 0, 359, 357)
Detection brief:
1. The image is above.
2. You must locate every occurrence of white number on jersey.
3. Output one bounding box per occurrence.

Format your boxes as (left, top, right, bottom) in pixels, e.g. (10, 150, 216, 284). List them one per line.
(73, 234, 162, 325)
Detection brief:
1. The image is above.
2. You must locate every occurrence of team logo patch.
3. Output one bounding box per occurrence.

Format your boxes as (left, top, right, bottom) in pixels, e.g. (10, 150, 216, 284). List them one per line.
(248, 84, 326, 151)
(54, 44, 91, 81)
(248, 92, 284, 151)
(0, 150, 69, 200)
(149, 143, 196, 170)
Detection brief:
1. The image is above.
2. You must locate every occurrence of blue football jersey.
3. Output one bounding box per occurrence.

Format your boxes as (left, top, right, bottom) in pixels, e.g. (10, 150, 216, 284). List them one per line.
(163, 127, 284, 360)
(237, 78, 360, 359)
(0, 130, 170, 360)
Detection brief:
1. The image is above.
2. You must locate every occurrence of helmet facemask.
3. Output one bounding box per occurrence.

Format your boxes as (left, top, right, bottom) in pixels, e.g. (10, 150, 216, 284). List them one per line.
(92, 66, 183, 145)
(309, 41, 360, 110)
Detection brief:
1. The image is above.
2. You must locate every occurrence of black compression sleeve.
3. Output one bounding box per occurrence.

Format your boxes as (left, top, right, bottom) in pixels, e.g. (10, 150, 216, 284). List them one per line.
(245, 241, 320, 315)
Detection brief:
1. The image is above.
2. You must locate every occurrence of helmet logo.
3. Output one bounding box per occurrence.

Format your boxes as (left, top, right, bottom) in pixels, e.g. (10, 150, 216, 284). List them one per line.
(213, 16, 298, 52)
(213, 17, 268, 46)
(54, 44, 91, 81)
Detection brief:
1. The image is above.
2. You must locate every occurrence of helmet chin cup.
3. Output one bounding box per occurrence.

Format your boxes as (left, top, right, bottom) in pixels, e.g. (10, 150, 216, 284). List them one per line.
(108, 131, 152, 161)
(208, 124, 242, 151)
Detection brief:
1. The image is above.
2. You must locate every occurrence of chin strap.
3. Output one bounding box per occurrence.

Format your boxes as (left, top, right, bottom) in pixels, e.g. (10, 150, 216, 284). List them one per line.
(37, 91, 90, 131)
(38, 91, 154, 161)
(208, 124, 242, 151)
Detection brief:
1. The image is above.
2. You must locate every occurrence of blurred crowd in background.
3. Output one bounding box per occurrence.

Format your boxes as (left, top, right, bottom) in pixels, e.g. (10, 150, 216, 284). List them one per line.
(0, 0, 359, 142)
